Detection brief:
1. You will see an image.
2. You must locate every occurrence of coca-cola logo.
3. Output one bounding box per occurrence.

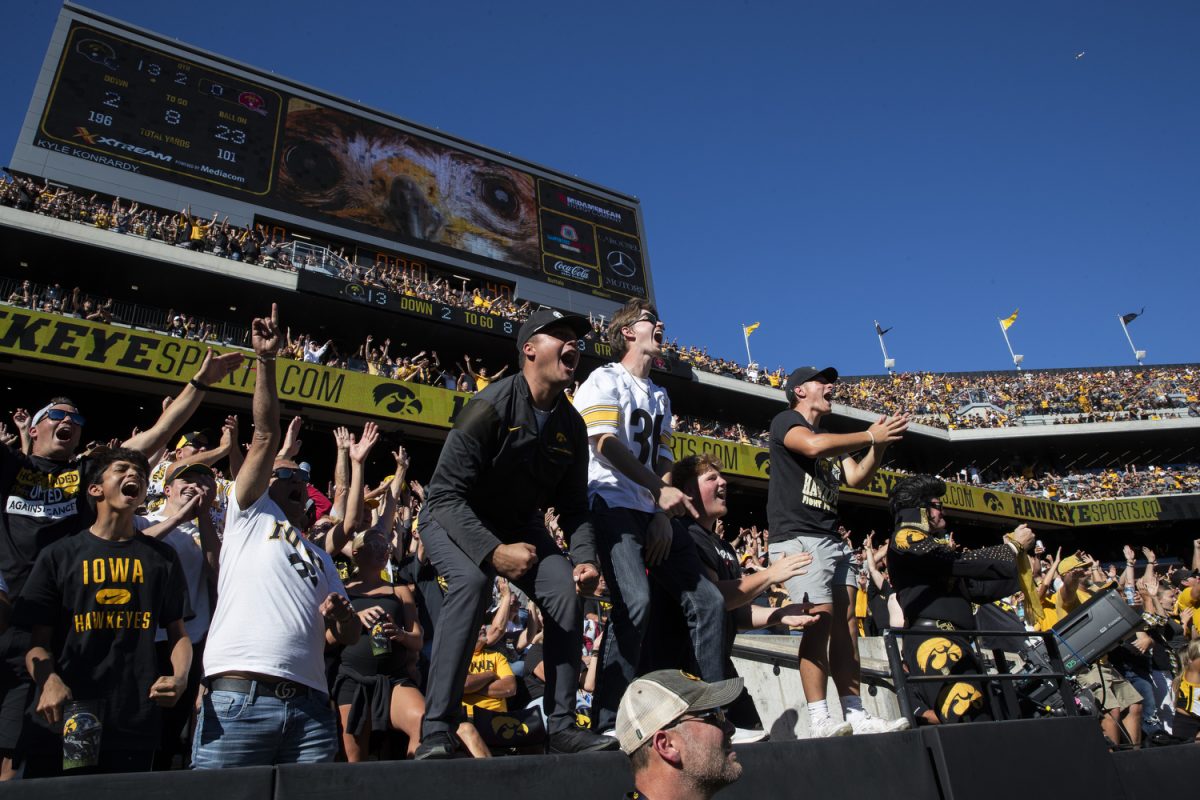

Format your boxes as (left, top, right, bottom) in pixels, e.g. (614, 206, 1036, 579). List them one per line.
(552, 261, 593, 280)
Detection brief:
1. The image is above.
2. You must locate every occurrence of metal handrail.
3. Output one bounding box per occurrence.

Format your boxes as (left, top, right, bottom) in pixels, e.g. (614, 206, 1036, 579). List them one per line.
(882, 627, 1080, 724)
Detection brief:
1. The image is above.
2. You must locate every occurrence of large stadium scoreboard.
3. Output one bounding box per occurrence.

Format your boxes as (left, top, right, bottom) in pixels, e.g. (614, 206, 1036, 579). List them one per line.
(11, 5, 652, 311)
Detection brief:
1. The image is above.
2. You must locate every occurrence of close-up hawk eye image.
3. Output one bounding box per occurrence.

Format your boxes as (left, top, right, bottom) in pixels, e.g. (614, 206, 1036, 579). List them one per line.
(277, 102, 539, 268)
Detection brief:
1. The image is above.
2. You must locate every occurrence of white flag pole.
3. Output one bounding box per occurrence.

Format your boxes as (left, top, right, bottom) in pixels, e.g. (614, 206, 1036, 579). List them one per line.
(999, 319, 1022, 370)
(875, 321, 893, 374)
(1118, 315, 1144, 365)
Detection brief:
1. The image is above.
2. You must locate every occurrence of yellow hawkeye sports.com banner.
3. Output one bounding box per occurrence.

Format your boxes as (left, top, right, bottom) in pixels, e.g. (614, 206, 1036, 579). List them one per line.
(0, 306, 1183, 528)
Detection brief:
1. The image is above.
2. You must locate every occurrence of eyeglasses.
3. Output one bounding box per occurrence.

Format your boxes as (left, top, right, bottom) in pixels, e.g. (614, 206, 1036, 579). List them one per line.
(928, 501, 944, 510)
(633, 313, 660, 327)
(272, 467, 310, 482)
(665, 707, 726, 731)
(41, 409, 86, 426)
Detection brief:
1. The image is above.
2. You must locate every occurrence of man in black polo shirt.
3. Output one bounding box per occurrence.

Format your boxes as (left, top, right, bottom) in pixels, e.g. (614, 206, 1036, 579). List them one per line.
(766, 366, 909, 736)
(414, 309, 617, 758)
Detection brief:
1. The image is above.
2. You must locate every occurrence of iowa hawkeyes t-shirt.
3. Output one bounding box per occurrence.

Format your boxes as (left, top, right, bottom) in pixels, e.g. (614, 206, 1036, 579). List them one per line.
(0, 451, 94, 597)
(766, 410, 841, 542)
(17, 530, 188, 750)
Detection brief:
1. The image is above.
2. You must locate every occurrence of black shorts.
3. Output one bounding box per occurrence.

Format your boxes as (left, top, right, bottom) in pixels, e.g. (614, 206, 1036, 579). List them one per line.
(334, 675, 416, 708)
(1173, 711, 1200, 742)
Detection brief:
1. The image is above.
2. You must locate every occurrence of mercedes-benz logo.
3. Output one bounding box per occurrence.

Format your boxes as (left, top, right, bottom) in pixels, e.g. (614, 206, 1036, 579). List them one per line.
(606, 250, 638, 278)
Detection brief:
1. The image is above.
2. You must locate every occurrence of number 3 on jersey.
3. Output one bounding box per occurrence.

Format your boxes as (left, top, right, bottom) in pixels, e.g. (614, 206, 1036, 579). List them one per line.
(630, 409, 663, 466)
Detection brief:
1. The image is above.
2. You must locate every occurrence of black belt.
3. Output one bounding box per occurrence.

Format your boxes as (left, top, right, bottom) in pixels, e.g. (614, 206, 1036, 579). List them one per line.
(209, 677, 318, 700)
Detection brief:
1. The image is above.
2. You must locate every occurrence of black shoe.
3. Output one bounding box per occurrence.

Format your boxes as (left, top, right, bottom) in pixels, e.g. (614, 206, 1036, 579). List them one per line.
(548, 727, 620, 754)
(414, 731, 458, 760)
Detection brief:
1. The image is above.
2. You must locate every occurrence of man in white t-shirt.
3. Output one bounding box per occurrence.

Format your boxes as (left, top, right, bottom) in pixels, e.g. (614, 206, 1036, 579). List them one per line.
(145, 418, 241, 533)
(136, 461, 222, 769)
(192, 305, 360, 768)
(572, 299, 725, 735)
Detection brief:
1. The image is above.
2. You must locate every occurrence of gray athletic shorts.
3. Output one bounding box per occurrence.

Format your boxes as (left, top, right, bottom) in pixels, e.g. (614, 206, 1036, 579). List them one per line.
(768, 534, 859, 605)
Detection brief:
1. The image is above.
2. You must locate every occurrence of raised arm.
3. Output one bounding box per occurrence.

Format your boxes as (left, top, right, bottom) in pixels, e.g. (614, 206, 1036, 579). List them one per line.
(345, 422, 380, 538)
(372, 445, 409, 536)
(122, 348, 245, 457)
(277, 416, 303, 462)
(782, 414, 906, 466)
(863, 532, 888, 590)
(234, 305, 282, 509)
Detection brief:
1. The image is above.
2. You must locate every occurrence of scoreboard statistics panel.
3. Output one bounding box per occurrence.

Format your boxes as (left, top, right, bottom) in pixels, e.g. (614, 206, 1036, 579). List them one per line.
(39, 24, 283, 195)
(26, 15, 651, 303)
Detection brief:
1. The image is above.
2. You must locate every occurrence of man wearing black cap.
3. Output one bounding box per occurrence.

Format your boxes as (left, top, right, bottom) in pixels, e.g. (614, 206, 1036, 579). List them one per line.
(767, 366, 909, 736)
(617, 669, 744, 800)
(414, 308, 616, 758)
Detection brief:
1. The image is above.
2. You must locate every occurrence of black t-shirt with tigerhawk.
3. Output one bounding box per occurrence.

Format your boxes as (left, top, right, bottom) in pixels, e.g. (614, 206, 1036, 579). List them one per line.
(766, 409, 841, 542)
(17, 530, 190, 752)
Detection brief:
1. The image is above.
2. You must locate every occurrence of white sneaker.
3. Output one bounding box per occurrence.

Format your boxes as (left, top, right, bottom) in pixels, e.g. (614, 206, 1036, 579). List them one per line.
(848, 713, 910, 735)
(730, 727, 769, 744)
(809, 718, 854, 737)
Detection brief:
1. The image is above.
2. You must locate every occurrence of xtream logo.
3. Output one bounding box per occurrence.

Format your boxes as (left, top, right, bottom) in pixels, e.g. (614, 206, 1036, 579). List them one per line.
(73, 128, 173, 163)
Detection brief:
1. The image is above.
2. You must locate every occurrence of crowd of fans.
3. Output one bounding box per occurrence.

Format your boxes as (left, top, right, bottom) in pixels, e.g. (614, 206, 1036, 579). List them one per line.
(836, 369, 1200, 430)
(0, 295, 1191, 783)
(981, 464, 1200, 501)
(0, 314, 627, 777)
(4, 173, 1200, 436)
(725, 518, 1200, 749)
(3, 275, 1198, 507)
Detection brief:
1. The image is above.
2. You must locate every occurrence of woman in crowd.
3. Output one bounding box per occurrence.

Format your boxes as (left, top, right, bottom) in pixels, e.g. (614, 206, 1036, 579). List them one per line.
(334, 529, 426, 760)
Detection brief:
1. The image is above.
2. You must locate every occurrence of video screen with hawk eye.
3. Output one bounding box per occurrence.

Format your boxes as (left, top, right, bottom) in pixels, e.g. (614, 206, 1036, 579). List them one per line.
(27, 16, 651, 302)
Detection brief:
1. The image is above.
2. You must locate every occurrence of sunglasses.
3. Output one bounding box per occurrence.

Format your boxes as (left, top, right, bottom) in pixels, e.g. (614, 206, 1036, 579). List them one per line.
(41, 409, 86, 426)
(272, 467, 311, 482)
(633, 313, 660, 327)
(928, 501, 944, 510)
(665, 707, 726, 731)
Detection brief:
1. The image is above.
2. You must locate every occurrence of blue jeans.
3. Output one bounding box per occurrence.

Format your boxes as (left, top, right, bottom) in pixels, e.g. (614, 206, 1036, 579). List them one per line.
(591, 503, 725, 733)
(191, 686, 337, 768)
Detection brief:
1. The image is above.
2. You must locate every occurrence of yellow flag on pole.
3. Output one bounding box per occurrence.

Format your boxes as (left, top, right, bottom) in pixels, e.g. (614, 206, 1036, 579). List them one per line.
(743, 322, 761, 336)
(1000, 309, 1019, 331)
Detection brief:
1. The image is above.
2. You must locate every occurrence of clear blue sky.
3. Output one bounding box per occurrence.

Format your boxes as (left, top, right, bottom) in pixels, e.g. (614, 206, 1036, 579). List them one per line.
(4, 1, 1197, 375)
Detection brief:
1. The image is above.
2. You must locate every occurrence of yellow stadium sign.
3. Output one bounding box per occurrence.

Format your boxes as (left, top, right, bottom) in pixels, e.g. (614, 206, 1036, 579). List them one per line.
(0, 307, 1186, 528)
(0, 307, 473, 428)
(666, 429, 1175, 528)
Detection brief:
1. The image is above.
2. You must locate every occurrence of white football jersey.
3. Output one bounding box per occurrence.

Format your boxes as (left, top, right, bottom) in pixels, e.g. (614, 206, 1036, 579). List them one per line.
(573, 363, 673, 513)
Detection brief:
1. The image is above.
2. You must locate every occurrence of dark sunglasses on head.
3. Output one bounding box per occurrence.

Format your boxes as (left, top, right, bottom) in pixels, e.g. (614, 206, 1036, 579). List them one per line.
(43, 409, 86, 426)
(665, 707, 726, 731)
(272, 467, 310, 482)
